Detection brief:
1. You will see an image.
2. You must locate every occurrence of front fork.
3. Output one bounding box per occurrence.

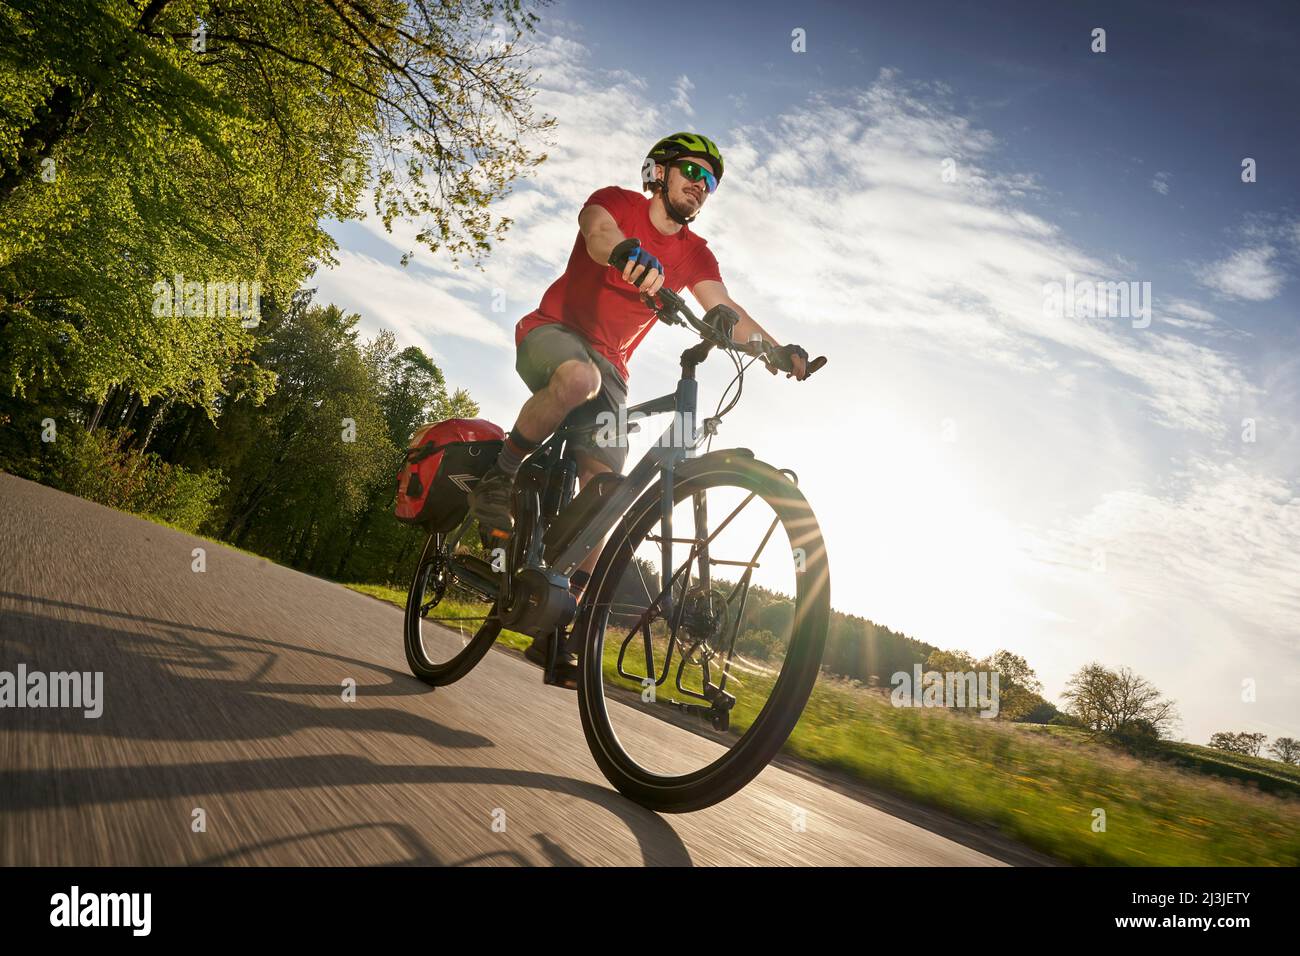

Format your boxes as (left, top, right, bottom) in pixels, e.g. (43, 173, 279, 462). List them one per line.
(655, 460, 712, 612)
(657, 374, 706, 618)
(659, 458, 675, 620)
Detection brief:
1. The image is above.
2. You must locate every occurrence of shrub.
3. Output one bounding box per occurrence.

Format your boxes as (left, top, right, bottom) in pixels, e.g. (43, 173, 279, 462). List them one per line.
(1049, 712, 1085, 728)
(1110, 718, 1162, 752)
(46, 426, 226, 533)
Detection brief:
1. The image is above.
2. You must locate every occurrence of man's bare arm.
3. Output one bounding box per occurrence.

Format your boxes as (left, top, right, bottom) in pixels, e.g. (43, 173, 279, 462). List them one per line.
(693, 279, 809, 379)
(579, 203, 665, 295)
(578, 204, 626, 266)
(693, 279, 777, 346)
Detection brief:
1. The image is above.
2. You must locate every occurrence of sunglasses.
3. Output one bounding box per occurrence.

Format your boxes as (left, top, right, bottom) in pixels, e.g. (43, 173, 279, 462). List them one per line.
(670, 159, 718, 194)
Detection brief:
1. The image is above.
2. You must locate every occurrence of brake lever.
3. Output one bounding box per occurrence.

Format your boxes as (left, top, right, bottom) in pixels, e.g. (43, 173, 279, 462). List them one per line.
(641, 290, 684, 326)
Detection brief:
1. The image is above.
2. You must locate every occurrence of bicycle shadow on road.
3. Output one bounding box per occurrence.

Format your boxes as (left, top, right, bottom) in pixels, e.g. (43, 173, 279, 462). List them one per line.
(189, 821, 618, 866)
(190, 821, 542, 866)
(0, 595, 693, 866)
(0, 601, 492, 749)
(0, 589, 439, 696)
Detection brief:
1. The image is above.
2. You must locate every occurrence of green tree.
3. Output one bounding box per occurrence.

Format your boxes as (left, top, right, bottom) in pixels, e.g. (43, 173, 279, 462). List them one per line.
(206, 302, 392, 554)
(1209, 731, 1268, 758)
(1, 0, 551, 428)
(736, 628, 779, 661)
(1268, 737, 1299, 766)
(756, 600, 794, 640)
(988, 649, 1044, 721)
(324, 329, 479, 581)
(1062, 663, 1179, 741)
(1208, 731, 1239, 753)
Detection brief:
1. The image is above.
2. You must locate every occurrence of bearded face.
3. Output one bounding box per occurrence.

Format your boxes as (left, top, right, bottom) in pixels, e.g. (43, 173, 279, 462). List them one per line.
(657, 157, 714, 215)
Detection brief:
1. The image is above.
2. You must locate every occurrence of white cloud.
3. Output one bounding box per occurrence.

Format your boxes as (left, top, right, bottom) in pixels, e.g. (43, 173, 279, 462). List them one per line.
(1164, 299, 1216, 326)
(671, 75, 695, 117)
(312, 251, 512, 358)
(1151, 171, 1171, 195)
(706, 73, 1250, 434)
(1033, 457, 1300, 639)
(1196, 245, 1286, 301)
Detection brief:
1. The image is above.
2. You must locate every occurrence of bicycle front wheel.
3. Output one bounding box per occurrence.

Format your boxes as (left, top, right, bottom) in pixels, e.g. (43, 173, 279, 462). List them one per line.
(576, 452, 831, 812)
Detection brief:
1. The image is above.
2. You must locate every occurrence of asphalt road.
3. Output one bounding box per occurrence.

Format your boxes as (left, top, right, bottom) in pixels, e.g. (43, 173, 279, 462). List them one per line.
(0, 473, 1052, 866)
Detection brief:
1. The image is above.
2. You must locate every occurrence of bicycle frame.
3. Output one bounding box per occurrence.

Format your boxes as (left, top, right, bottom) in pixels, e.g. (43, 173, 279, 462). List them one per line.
(529, 344, 713, 622)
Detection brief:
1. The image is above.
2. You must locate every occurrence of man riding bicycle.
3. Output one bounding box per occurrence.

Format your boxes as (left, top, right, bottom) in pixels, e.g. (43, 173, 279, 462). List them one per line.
(468, 132, 813, 681)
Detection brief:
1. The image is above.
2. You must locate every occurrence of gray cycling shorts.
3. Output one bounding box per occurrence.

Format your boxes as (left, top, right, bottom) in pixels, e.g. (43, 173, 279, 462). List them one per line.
(516, 323, 629, 473)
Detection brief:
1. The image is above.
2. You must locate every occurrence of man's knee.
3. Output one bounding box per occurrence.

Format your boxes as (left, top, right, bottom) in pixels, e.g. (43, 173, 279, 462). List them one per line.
(547, 359, 601, 410)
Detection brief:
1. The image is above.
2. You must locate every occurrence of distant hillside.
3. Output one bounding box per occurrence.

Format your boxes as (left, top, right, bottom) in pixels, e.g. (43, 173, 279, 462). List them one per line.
(1021, 725, 1300, 798)
(1158, 741, 1300, 797)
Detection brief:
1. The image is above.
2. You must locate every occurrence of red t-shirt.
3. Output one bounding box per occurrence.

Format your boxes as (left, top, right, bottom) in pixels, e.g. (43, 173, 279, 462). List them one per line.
(515, 185, 722, 381)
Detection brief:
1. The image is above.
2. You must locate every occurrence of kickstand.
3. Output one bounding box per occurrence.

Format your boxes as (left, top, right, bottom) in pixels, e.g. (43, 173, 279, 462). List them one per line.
(542, 625, 561, 685)
(541, 625, 578, 689)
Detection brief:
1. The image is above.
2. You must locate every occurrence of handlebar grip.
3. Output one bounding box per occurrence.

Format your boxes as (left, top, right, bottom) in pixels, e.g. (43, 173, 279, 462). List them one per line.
(701, 304, 739, 342)
(756, 346, 826, 378)
(607, 237, 640, 268)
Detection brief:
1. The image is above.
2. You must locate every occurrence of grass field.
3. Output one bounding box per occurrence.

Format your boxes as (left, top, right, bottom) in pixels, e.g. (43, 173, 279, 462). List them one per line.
(350, 582, 1300, 866)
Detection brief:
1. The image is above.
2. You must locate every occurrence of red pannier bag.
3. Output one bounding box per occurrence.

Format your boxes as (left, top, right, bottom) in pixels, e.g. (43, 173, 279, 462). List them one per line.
(394, 418, 505, 531)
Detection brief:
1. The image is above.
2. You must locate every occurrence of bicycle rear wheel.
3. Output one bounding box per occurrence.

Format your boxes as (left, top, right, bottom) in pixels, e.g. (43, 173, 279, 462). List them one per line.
(404, 532, 502, 686)
(576, 452, 830, 812)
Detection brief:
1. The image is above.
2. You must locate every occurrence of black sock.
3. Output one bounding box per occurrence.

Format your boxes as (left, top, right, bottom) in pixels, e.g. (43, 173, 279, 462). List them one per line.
(496, 425, 541, 477)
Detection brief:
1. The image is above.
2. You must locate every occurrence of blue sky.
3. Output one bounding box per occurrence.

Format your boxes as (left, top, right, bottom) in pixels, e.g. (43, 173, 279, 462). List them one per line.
(317, 0, 1300, 744)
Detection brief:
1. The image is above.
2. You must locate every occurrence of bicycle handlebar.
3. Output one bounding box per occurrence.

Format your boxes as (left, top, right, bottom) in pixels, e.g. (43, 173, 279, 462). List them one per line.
(643, 288, 827, 378)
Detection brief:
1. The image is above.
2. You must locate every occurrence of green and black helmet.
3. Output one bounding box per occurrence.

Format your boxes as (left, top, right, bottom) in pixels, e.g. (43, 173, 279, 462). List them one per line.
(641, 132, 724, 225)
(641, 132, 725, 190)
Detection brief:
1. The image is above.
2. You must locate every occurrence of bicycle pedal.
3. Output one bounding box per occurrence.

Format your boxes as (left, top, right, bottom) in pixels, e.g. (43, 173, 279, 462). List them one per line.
(541, 660, 579, 691)
(452, 553, 497, 579)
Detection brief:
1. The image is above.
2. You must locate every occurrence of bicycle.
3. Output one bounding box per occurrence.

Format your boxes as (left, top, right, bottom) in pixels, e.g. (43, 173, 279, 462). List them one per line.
(403, 289, 830, 812)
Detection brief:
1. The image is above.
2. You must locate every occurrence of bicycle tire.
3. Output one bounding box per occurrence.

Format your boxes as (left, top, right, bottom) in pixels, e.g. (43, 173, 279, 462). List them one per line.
(403, 532, 502, 686)
(576, 452, 831, 812)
